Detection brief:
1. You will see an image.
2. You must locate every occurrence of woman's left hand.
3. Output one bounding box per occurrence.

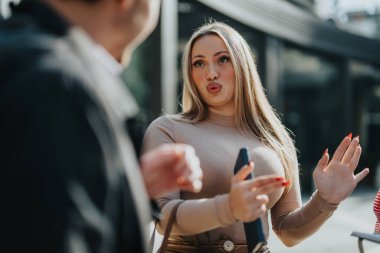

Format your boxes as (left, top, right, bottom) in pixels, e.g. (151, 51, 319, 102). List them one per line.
(313, 135, 369, 204)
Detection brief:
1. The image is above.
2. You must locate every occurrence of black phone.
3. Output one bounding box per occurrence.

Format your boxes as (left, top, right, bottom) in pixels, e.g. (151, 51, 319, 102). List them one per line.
(233, 148, 266, 253)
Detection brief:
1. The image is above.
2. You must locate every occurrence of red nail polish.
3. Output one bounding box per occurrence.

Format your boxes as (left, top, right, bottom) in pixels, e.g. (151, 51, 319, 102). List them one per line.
(347, 133, 352, 139)
(275, 177, 284, 181)
(282, 181, 290, 187)
(323, 148, 328, 155)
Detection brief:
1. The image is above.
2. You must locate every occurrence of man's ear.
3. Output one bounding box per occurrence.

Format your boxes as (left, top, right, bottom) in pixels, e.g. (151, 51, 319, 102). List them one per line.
(117, 0, 136, 11)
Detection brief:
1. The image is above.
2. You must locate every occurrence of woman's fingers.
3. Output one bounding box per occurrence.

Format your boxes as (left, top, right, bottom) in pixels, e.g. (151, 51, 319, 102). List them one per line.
(255, 194, 269, 216)
(331, 134, 352, 162)
(232, 176, 290, 207)
(232, 162, 254, 183)
(256, 194, 269, 204)
(253, 179, 290, 195)
(258, 197, 268, 211)
(245, 175, 286, 187)
(348, 145, 362, 171)
(238, 194, 269, 221)
(354, 168, 370, 184)
(341, 136, 360, 164)
(315, 149, 329, 173)
(229, 174, 287, 222)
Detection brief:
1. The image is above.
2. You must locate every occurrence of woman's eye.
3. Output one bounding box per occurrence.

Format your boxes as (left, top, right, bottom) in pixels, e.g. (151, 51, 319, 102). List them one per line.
(219, 55, 230, 63)
(192, 60, 204, 68)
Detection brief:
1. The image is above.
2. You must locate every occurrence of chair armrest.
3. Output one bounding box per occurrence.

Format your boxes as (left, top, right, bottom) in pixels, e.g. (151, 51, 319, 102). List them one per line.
(351, 231, 380, 244)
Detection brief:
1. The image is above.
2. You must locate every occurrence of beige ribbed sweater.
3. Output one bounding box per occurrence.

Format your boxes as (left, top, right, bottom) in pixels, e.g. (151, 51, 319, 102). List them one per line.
(142, 112, 338, 246)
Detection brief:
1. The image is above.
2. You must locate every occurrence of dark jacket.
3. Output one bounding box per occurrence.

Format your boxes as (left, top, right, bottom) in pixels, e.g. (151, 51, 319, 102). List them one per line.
(1, 1, 151, 252)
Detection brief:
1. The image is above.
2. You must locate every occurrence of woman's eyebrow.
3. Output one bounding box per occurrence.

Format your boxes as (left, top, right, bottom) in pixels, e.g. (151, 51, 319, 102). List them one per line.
(192, 54, 204, 59)
(192, 51, 229, 60)
(214, 51, 229, 56)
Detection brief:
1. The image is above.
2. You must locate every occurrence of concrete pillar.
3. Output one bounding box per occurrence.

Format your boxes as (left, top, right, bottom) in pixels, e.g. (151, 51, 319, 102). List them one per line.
(161, 0, 178, 114)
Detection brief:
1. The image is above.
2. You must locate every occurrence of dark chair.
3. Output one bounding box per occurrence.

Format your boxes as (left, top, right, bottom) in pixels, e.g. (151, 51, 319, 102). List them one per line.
(351, 231, 380, 253)
(352, 188, 380, 252)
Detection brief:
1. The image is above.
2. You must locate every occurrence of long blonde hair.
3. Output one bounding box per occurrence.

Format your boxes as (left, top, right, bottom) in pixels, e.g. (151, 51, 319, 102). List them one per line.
(181, 22, 298, 181)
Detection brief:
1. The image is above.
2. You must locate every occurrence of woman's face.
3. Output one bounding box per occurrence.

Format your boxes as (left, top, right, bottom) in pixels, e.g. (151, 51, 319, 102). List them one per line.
(191, 35, 236, 115)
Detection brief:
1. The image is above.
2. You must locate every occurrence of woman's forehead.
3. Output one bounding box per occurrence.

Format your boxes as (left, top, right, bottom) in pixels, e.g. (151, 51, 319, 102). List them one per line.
(191, 35, 228, 56)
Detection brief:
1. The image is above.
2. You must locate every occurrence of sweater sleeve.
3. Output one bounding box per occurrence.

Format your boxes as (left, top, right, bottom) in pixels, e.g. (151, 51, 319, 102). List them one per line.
(271, 165, 339, 246)
(142, 116, 237, 235)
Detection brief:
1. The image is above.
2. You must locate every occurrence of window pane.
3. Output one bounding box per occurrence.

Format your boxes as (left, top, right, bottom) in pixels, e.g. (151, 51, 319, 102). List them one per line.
(282, 46, 343, 192)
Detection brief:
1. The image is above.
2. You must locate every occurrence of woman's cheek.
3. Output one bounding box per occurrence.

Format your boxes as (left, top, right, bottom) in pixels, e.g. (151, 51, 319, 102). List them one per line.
(192, 71, 203, 87)
(224, 66, 235, 80)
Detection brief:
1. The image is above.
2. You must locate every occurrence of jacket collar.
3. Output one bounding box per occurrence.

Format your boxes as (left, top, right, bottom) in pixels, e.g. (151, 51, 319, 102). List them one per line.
(67, 27, 139, 120)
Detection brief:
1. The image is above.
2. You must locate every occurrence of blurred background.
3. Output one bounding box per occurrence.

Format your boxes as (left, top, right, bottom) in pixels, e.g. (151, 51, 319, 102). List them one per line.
(124, 0, 380, 194)
(134, 0, 380, 194)
(2, 0, 380, 252)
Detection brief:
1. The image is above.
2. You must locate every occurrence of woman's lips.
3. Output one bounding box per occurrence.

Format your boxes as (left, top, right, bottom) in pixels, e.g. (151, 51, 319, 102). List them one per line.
(207, 82, 222, 94)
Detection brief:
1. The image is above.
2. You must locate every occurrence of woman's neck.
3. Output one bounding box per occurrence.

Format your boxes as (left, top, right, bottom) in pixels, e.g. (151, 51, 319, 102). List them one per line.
(208, 106, 235, 117)
(206, 110, 236, 128)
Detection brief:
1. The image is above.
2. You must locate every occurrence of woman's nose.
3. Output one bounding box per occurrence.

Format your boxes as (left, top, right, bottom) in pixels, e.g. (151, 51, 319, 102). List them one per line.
(206, 66, 219, 81)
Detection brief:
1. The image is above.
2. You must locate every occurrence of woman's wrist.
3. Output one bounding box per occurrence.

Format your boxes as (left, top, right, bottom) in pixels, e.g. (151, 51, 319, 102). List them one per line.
(312, 190, 340, 212)
(215, 194, 238, 225)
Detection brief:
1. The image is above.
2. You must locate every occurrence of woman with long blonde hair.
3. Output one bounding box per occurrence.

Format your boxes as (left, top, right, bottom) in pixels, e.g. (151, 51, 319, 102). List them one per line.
(143, 22, 368, 253)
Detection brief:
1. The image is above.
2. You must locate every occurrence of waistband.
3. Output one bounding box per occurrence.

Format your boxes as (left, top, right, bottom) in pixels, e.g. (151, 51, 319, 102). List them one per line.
(162, 239, 270, 253)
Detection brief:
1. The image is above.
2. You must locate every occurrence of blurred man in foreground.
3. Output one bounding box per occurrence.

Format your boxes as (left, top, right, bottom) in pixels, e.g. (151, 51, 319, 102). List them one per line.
(1, 0, 202, 252)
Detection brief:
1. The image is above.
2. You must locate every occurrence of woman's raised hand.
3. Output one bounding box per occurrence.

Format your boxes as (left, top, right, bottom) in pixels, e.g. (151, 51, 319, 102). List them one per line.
(229, 162, 288, 222)
(313, 134, 369, 204)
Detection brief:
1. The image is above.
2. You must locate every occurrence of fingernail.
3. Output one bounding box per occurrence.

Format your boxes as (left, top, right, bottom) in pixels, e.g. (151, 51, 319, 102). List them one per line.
(324, 148, 328, 155)
(275, 177, 284, 181)
(356, 135, 360, 140)
(282, 180, 292, 187)
(347, 133, 352, 139)
(248, 161, 253, 166)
